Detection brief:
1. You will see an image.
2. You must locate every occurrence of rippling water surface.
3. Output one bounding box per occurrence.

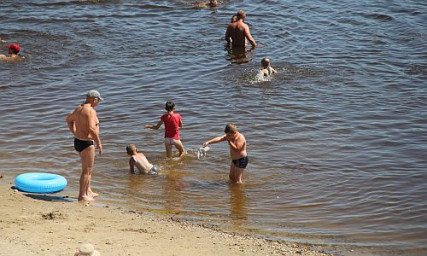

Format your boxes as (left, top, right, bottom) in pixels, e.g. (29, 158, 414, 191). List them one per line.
(1, 0, 426, 254)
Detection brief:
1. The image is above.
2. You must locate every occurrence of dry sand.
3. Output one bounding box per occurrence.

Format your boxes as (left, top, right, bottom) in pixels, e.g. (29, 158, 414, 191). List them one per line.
(0, 178, 333, 256)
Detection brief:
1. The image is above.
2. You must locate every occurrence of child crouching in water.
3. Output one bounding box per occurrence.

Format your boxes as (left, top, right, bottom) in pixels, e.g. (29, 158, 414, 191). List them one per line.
(145, 101, 185, 158)
(261, 57, 277, 77)
(126, 144, 158, 174)
(203, 123, 248, 184)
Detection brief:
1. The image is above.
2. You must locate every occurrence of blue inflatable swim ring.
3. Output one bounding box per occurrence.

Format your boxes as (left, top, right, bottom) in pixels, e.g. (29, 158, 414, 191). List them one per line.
(14, 172, 67, 193)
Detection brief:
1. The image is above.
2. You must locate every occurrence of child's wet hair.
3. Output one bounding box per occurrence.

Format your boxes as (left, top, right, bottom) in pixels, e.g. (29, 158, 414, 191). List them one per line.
(261, 58, 270, 68)
(165, 101, 175, 111)
(126, 144, 137, 155)
(224, 123, 238, 133)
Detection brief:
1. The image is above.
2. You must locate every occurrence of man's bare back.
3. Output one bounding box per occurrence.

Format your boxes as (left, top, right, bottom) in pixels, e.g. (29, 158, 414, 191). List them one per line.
(71, 104, 100, 141)
(225, 10, 256, 48)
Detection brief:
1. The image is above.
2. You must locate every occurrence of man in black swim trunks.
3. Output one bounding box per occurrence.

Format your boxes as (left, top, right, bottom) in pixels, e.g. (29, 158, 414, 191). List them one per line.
(66, 90, 103, 202)
(203, 123, 248, 184)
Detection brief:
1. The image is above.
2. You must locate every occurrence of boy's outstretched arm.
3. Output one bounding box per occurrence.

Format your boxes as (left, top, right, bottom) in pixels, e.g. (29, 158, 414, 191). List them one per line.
(203, 135, 226, 147)
(145, 119, 163, 130)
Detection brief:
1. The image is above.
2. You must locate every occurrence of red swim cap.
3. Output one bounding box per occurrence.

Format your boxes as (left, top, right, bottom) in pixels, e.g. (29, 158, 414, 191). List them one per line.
(6, 44, 20, 53)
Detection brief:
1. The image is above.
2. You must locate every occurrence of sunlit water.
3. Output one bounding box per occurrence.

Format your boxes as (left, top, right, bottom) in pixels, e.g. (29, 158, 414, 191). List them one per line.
(1, 1, 426, 255)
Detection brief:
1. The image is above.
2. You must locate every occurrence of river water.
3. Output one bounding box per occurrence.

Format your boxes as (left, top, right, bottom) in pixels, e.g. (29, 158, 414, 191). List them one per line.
(1, 0, 426, 255)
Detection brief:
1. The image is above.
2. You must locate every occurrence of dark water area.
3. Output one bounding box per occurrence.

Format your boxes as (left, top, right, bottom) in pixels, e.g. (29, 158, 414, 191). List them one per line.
(1, 0, 426, 255)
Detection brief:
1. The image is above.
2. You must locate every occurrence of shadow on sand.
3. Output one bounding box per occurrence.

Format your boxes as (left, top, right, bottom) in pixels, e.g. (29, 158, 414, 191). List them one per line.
(11, 186, 76, 202)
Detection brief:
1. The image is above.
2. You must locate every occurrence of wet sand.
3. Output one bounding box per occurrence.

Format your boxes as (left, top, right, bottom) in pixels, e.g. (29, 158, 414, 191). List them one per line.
(0, 180, 331, 256)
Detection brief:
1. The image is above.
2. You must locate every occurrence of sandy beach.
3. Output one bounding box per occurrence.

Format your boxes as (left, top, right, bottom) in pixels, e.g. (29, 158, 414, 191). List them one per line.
(0, 177, 332, 256)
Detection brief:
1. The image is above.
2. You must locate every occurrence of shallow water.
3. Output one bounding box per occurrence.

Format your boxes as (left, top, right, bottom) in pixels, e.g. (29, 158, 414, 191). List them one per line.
(1, 0, 426, 254)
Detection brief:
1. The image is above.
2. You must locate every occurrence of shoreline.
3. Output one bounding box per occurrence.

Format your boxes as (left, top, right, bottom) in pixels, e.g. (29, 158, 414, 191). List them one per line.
(0, 177, 333, 256)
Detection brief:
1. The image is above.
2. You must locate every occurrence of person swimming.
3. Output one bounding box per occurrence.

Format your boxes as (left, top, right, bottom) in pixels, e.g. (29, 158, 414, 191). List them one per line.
(0, 43, 21, 62)
(260, 58, 277, 77)
(192, 0, 218, 8)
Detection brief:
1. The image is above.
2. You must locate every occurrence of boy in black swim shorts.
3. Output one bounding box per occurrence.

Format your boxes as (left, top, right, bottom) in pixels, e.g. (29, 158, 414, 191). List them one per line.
(203, 123, 248, 184)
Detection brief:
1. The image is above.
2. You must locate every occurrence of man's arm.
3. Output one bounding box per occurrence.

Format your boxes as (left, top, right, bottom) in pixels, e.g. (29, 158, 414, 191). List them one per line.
(225, 26, 232, 44)
(244, 25, 256, 47)
(88, 109, 102, 155)
(65, 110, 76, 136)
(129, 157, 135, 174)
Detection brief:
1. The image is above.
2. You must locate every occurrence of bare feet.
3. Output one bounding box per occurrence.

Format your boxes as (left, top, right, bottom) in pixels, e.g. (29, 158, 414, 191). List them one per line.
(89, 190, 99, 197)
(78, 195, 95, 202)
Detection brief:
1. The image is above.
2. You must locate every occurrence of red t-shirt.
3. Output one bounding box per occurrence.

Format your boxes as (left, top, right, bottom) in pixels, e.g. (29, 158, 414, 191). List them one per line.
(161, 113, 181, 140)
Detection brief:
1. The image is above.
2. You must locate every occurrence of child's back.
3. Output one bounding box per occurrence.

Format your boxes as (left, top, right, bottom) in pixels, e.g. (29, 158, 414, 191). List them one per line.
(145, 101, 185, 158)
(127, 144, 158, 174)
(131, 153, 154, 174)
(161, 112, 181, 140)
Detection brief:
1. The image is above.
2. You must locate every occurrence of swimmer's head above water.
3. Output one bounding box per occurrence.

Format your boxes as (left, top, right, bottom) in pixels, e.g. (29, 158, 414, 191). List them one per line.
(126, 144, 137, 155)
(209, 0, 218, 7)
(7, 44, 20, 54)
(261, 58, 271, 68)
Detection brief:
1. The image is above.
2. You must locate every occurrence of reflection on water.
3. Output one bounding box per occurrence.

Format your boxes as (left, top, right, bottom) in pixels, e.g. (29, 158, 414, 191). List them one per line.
(225, 45, 256, 64)
(163, 163, 186, 214)
(228, 184, 248, 227)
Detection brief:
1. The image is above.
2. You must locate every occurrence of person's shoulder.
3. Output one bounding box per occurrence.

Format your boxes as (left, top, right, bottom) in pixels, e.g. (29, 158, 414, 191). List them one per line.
(81, 104, 93, 112)
(261, 68, 268, 76)
(227, 22, 236, 29)
(71, 104, 83, 113)
(239, 132, 246, 139)
(81, 104, 96, 116)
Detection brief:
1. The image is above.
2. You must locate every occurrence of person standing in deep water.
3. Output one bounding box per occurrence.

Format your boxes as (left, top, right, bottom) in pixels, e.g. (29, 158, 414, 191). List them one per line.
(66, 90, 103, 202)
(225, 9, 256, 48)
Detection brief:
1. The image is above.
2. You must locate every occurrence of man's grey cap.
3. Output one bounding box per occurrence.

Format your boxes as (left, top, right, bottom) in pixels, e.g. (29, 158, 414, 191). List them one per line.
(86, 90, 104, 101)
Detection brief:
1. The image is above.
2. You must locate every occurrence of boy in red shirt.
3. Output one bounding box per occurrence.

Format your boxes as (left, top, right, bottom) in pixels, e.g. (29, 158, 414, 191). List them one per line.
(145, 101, 185, 158)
